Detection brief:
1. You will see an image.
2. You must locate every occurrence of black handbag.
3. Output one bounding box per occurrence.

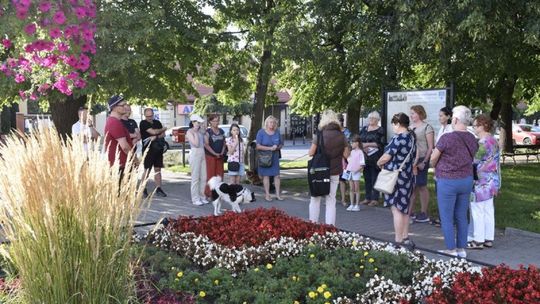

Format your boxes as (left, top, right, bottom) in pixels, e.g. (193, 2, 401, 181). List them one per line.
(150, 138, 168, 153)
(228, 140, 241, 172)
(456, 134, 478, 180)
(258, 150, 273, 168)
(308, 131, 331, 197)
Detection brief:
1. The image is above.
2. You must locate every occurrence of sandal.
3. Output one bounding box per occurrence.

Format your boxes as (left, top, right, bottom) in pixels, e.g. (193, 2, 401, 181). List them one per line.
(360, 199, 370, 205)
(483, 240, 493, 248)
(467, 241, 484, 250)
(368, 200, 378, 206)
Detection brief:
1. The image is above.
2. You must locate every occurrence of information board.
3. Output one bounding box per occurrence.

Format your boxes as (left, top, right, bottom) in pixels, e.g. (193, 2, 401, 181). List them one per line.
(383, 89, 450, 143)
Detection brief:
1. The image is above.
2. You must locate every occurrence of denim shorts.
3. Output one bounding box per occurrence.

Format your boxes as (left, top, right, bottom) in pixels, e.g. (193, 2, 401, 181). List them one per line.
(415, 157, 429, 186)
(227, 163, 245, 176)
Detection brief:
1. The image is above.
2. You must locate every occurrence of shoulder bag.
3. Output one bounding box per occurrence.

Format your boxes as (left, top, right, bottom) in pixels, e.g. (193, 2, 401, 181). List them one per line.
(258, 149, 273, 168)
(456, 133, 478, 180)
(228, 139, 241, 172)
(308, 131, 331, 197)
(374, 136, 414, 195)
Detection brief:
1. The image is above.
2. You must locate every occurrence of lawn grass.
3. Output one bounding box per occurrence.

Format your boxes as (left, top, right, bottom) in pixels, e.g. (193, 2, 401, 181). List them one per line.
(166, 159, 308, 173)
(280, 163, 540, 234)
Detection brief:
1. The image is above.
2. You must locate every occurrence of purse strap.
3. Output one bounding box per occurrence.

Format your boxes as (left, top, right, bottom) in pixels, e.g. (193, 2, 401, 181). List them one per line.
(316, 130, 326, 156)
(397, 134, 415, 171)
(455, 132, 474, 160)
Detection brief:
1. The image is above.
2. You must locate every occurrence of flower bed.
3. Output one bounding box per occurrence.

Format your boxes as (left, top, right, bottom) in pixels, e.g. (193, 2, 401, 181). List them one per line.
(142, 208, 538, 303)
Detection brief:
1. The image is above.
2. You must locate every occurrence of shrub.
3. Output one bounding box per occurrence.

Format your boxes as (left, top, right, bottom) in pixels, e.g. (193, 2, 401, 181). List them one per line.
(0, 127, 146, 303)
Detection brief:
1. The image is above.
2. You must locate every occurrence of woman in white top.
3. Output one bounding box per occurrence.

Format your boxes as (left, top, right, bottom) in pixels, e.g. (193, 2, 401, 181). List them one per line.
(436, 107, 453, 144)
(186, 114, 209, 206)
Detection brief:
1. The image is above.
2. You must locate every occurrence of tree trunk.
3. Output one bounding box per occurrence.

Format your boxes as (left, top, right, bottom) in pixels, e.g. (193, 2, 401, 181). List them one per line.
(346, 100, 361, 135)
(50, 95, 87, 138)
(491, 76, 516, 153)
(248, 15, 277, 142)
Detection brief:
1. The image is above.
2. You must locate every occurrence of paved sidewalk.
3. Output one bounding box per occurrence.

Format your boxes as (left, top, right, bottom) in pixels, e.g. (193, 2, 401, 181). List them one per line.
(138, 169, 540, 269)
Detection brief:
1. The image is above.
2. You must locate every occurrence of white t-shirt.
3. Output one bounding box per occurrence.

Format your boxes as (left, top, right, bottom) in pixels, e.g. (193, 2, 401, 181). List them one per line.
(72, 121, 92, 151)
(436, 124, 453, 144)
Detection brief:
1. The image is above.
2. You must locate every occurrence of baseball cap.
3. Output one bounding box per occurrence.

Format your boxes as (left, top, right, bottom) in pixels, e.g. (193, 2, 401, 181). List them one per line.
(108, 95, 124, 110)
(190, 114, 205, 123)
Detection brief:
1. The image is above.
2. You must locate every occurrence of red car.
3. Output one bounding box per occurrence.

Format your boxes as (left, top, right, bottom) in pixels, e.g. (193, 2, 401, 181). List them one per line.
(512, 124, 540, 145)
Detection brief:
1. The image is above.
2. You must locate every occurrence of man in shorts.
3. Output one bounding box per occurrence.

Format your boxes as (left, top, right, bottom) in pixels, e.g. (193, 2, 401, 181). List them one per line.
(139, 108, 167, 197)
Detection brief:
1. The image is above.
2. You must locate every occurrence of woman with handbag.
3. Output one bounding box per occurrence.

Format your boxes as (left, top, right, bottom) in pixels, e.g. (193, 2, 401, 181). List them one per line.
(430, 105, 478, 258)
(308, 110, 348, 225)
(359, 111, 385, 206)
(256, 115, 284, 201)
(376, 113, 416, 248)
(226, 123, 245, 184)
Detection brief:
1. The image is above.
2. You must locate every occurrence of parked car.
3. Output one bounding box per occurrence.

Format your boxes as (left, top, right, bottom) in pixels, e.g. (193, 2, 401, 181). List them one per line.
(219, 124, 249, 145)
(164, 126, 190, 149)
(512, 124, 540, 145)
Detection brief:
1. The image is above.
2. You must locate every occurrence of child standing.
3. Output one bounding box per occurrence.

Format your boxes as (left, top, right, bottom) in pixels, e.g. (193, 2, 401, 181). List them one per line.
(344, 135, 365, 211)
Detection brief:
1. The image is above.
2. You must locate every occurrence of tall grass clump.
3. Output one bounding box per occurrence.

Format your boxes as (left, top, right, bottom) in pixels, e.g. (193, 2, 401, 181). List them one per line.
(0, 126, 147, 303)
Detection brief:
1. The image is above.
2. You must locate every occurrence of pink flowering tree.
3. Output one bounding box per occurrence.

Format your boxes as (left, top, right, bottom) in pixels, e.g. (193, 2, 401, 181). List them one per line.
(0, 0, 97, 134)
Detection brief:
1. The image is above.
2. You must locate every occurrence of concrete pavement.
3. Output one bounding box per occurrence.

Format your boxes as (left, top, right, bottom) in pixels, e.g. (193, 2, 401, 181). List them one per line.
(138, 169, 540, 269)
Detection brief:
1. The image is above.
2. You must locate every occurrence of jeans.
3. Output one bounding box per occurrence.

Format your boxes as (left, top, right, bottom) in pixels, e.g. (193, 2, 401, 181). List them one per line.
(363, 164, 380, 201)
(309, 175, 339, 225)
(436, 177, 473, 250)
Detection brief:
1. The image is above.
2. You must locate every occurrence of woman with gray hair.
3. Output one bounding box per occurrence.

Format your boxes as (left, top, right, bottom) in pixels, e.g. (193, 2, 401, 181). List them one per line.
(360, 111, 385, 206)
(308, 110, 349, 225)
(430, 105, 478, 258)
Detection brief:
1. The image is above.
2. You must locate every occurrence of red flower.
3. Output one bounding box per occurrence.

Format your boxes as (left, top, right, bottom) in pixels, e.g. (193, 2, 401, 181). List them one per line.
(165, 208, 337, 248)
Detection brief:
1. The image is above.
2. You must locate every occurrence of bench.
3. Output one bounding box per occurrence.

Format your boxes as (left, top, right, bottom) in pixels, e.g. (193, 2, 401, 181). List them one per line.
(502, 144, 540, 164)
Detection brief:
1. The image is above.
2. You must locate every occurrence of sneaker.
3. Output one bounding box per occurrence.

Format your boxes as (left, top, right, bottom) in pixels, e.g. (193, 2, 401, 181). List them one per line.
(410, 212, 417, 219)
(414, 212, 430, 223)
(352, 205, 361, 212)
(346, 204, 354, 211)
(457, 249, 467, 258)
(437, 249, 458, 257)
(200, 198, 210, 205)
(401, 238, 416, 251)
(193, 200, 204, 206)
(155, 187, 167, 197)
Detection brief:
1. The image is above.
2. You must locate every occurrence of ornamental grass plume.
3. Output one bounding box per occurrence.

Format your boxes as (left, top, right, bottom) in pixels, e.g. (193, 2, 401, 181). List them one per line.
(0, 125, 147, 303)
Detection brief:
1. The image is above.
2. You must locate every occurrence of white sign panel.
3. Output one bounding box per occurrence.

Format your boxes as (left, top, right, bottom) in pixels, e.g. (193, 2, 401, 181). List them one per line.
(385, 89, 447, 142)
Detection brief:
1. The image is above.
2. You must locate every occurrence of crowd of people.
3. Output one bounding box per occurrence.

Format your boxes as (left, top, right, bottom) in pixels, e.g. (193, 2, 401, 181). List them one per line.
(307, 106, 501, 257)
(82, 95, 501, 258)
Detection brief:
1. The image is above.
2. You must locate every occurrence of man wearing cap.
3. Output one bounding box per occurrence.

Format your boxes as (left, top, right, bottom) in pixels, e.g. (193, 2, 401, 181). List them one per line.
(72, 106, 100, 151)
(104, 95, 134, 171)
(186, 114, 210, 205)
(139, 108, 168, 197)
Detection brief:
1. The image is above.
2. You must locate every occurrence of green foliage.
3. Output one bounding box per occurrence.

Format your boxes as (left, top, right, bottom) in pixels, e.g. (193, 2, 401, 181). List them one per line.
(141, 245, 419, 304)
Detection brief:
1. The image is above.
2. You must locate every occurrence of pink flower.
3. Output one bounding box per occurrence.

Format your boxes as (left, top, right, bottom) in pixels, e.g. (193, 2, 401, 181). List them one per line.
(74, 78, 86, 88)
(38, 83, 51, 92)
(88, 70, 96, 78)
(53, 77, 72, 95)
(65, 55, 78, 68)
(29, 93, 38, 100)
(57, 42, 69, 52)
(74, 7, 86, 19)
(1, 39, 11, 49)
(64, 25, 79, 39)
(38, 1, 52, 13)
(15, 74, 26, 83)
(67, 71, 79, 79)
(53, 11, 66, 24)
(16, 9, 28, 20)
(19, 90, 27, 100)
(24, 23, 37, 35)
(81, 28, 94, 41)
(49, 28, 62, 39)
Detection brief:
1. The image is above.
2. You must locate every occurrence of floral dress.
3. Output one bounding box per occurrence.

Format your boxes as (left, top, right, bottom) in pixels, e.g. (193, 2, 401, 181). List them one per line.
(383, 132, 416, 214)
(473, 135, 500, 202)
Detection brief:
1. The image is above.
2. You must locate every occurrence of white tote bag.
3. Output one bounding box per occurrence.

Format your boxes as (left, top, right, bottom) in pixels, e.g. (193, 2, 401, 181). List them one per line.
(374, 138, 414, 195)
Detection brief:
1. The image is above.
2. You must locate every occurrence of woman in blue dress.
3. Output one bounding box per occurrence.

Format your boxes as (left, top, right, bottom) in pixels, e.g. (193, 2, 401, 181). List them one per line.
(256, 115, 283, 201)
(377, 113, 416, 248)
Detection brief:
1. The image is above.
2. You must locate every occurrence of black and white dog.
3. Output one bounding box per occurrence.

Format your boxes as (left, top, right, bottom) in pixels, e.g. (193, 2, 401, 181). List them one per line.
(207, 176, 256, 216)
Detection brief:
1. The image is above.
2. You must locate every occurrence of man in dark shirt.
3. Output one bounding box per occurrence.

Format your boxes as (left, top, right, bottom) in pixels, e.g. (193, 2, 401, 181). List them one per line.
(139, 108, 167, 197)
(121, 104, 141, 146)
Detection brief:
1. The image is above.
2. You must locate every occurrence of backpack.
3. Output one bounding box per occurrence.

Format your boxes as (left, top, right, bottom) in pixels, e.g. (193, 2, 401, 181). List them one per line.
(307, 130, 331, 197)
